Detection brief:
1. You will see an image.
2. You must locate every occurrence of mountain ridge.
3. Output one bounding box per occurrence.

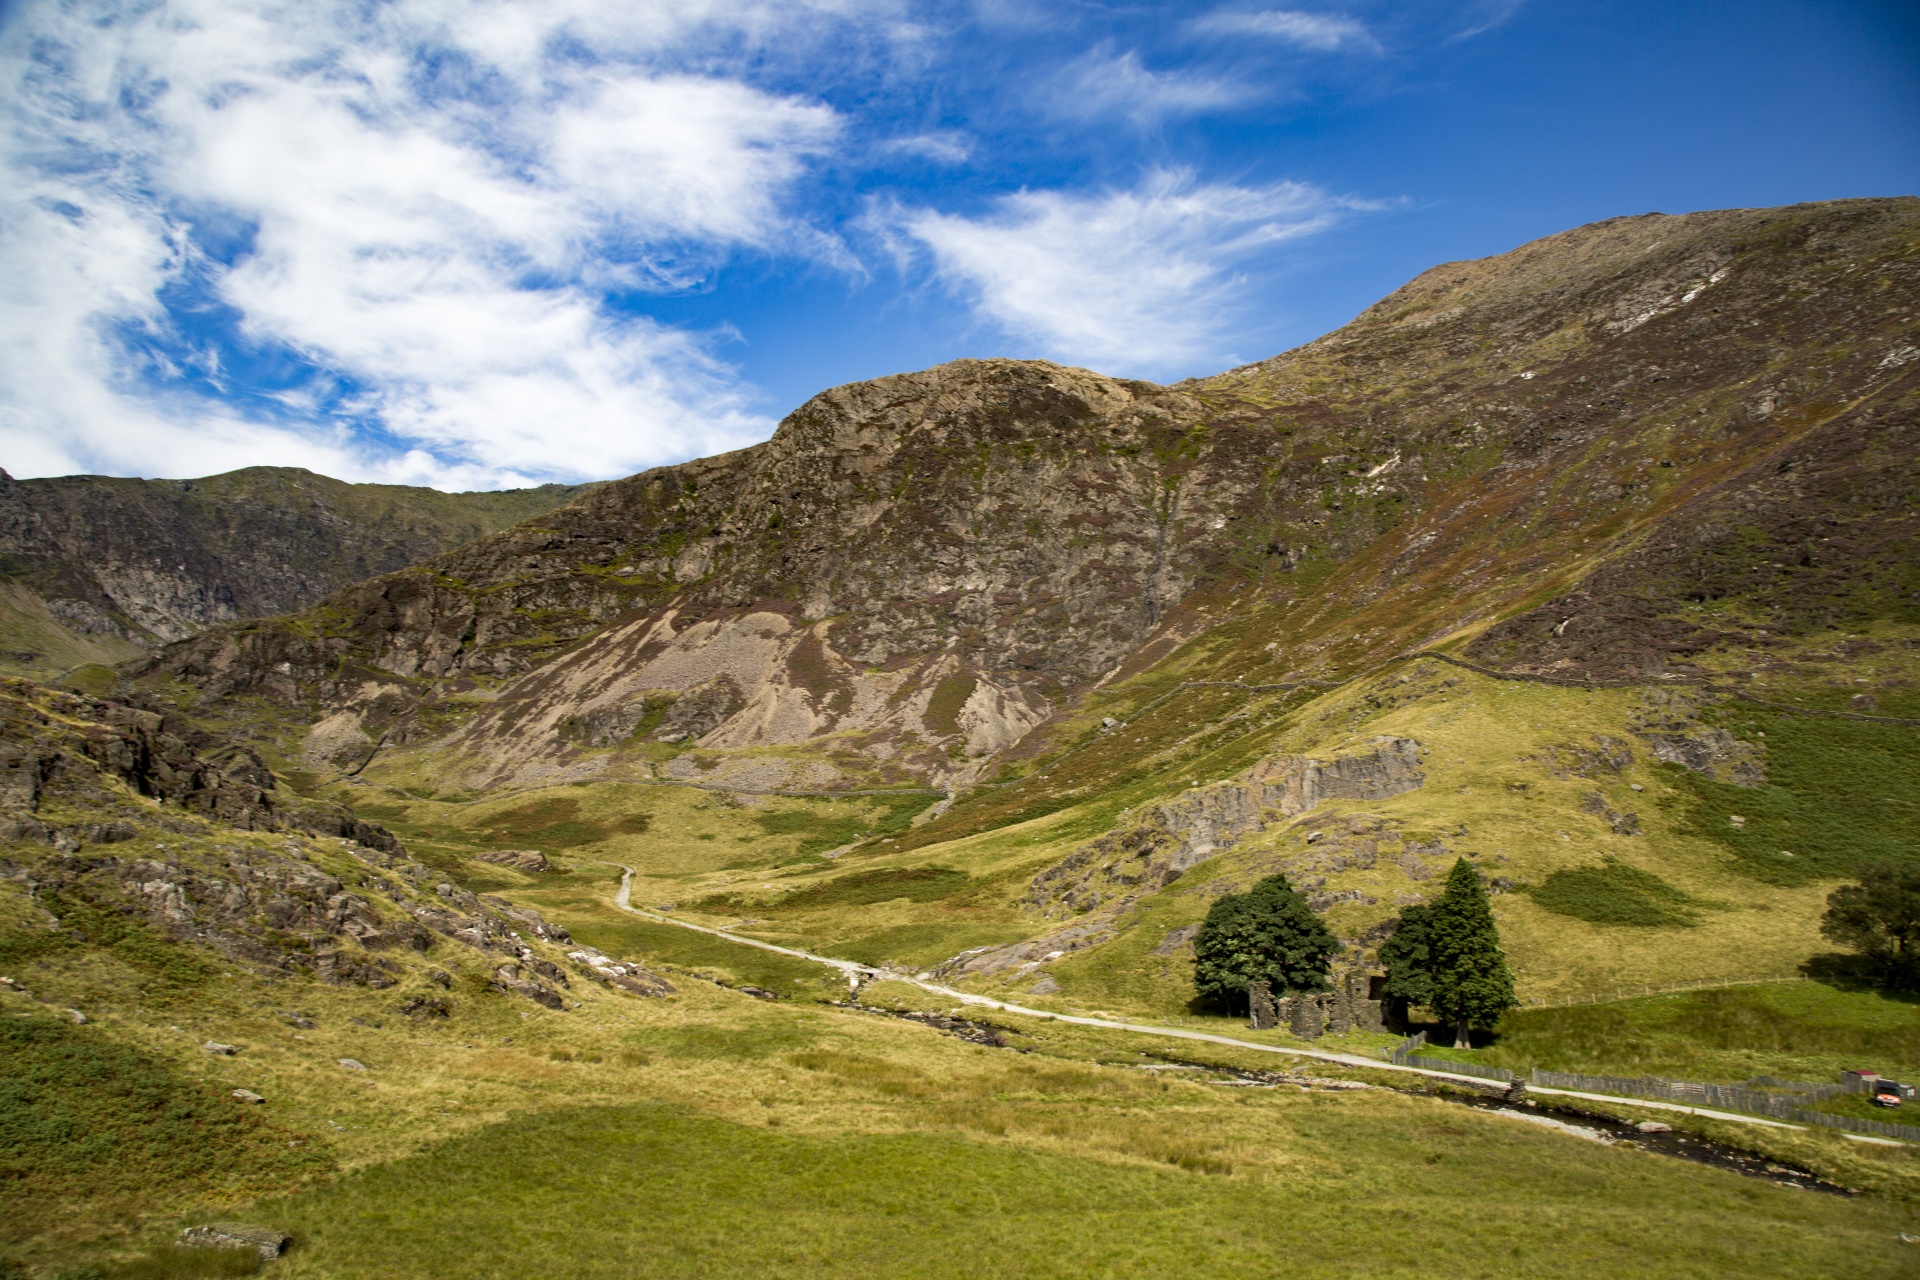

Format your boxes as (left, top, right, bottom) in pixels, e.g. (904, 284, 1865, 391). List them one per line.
(129, 197, 1919, 794)
(0, 466, 594, 679)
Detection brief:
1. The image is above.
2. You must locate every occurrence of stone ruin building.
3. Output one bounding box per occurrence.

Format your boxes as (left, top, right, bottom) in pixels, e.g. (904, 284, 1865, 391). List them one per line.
(1247, 970, 1383, 1039)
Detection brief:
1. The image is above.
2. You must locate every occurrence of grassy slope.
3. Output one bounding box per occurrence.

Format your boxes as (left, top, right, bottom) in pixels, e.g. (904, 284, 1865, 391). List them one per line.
(6, 862, 1920, 1280)
(6, 708, 1920, 1275)
(1427, 982, 1920, 1083)
(0, 582, 144, 680)
(330, 610, 1918, 1032)
(260, 1098, 1909, 1280)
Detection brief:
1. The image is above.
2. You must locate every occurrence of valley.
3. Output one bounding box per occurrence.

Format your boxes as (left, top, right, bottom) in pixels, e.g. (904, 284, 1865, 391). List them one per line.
(4, 197, 1920, 1276)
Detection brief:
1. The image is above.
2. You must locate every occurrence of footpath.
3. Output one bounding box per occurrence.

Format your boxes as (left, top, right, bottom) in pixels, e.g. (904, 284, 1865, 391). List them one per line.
(605, 865, 1901, 1143)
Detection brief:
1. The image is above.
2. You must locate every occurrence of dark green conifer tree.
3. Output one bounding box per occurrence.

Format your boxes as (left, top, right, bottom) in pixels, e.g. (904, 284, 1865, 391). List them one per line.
(1426, 858, 1515, 1047)
(1375, 903, 1435, 1029)
(1191, 873, 1340, 1008)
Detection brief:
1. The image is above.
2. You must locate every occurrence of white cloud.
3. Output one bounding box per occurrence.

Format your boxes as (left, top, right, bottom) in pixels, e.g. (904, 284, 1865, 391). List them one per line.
(1049, 46, 1247, 124)
(0, 0, 875, 488)
(879, 131, 974, 165)
(894, 170, 1364, 375)
(1191, 9, 1376, 52)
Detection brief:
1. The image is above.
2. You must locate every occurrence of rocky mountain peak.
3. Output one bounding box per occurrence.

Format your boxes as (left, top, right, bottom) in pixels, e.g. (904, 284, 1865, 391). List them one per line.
(134, 197, 1920, 797)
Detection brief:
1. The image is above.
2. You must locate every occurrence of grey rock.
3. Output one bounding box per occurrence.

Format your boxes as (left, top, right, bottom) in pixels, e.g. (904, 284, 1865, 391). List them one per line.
(337, 1057, 368, 1071)
(490, 965, 566, 1010)
(399, 994, 450, 1019)
(1152, 923, 1201, 956)
(1026, 737, 1424, 917)
(231, 1089, 265, 1104)
(203, 1041, 238, 1055)
(0, 467, 586, 651)
(1580, 791, 1642, 835)
(474, 848, 550, 873)
(179, 1223, 291, 1259)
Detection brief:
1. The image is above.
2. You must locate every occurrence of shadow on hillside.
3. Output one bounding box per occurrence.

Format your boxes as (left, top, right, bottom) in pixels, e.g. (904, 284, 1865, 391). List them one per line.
(1800, 952, 1920, 1003)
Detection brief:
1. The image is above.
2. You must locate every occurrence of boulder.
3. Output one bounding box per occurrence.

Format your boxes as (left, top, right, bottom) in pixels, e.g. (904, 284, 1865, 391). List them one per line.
(179, 1224, 290, 1259)
(475, 849, 550, 873)
(491, 964, 566, 1010)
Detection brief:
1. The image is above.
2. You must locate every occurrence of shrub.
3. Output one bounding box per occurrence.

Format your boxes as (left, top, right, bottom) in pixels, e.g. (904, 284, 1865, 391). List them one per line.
(1821, 862, 1920, 988)
(1529, 861, 1698, 927)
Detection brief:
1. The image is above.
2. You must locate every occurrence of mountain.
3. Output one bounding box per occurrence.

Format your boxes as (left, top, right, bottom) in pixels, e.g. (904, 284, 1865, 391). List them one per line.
(0, 466, 593, 678)
(6, 198, 1920, 1272)
(138, 197, 1919, 792)
(105, 193, 1918, 1009)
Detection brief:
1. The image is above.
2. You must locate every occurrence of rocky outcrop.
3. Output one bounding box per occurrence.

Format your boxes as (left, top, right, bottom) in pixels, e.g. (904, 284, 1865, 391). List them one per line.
(5, 830, 591, 995)
(179, 1225, 289, 1261)
(1628, 690, 1766, 786)
(475, 849, 550, 873)
(929, 913, 1121, 983)
(566, 946, 677, 997)
(0, 677, 681, 1009)
(0, 678, 403, 850)
(1025, 738, 1424, 918)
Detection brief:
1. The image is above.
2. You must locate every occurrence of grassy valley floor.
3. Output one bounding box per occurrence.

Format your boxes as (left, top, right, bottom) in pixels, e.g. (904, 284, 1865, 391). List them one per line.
(9, 847, 1920, 1278)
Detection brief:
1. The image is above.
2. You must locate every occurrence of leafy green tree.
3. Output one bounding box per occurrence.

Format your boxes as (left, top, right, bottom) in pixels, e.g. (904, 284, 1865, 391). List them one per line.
(1425, 858, 1516, 1048)
(1822, 863, 1920, 987)
(1376, 903, 1435, 1029)
(1192, 874, 1340, 1008)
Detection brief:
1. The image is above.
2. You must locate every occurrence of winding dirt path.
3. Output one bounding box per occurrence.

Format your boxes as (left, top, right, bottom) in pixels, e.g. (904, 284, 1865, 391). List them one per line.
(607, 864, 1528, 1089)
(602, 865, 1892, 1143)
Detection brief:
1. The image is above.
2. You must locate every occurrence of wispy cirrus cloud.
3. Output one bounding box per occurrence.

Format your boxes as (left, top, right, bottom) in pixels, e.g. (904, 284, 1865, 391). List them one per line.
(1190, 9, 1378, 52)
(889, 170, 1373, 376)
(1047, 45, 1249, 125)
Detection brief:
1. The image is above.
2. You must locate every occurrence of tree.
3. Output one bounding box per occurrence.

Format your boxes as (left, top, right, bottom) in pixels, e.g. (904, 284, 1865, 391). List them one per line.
(1821, 863, 1920, 987)
(1425, 858, 1516, 1048)
(1376, 903, 1435, 1029)
(1192, 874, 1340, 1008)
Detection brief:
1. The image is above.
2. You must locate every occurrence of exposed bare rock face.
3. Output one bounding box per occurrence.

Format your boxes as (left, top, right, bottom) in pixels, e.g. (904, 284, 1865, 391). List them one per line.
(143, 360, 1280, 783)
(475, 849, 551, 872)
(1627, 689, 1767, 786)
(0, 466, 589, 656)
(136, 197, 1920, 786)
(0, 678, 670, 1006)
(1024, 737, 1423, 918)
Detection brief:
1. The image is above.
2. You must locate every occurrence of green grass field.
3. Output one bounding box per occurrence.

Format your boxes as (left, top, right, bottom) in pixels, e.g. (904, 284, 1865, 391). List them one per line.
(256, 1097, 1917, 1280)
(1420, 981, 1920, 1085)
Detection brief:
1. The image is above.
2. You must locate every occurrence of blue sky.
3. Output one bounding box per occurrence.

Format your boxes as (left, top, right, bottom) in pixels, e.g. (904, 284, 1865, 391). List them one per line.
(2, 0, 1915, 489)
